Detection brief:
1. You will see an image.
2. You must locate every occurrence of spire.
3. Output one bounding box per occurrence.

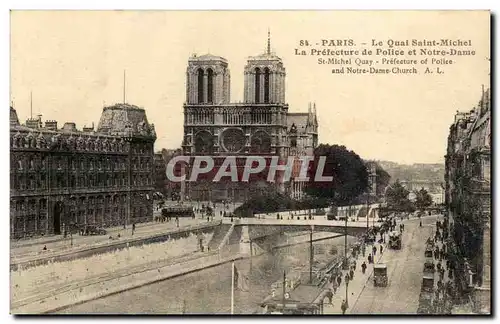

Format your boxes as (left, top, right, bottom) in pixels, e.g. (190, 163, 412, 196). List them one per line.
(123, 70, 126, 103)
(267, 28, 271, 55)
(313, 102, 318, 126)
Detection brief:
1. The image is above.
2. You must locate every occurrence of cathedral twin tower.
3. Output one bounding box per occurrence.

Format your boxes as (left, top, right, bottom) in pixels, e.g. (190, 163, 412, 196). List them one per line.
(182, 34, 318, 201)
(185, 34, 286, 106)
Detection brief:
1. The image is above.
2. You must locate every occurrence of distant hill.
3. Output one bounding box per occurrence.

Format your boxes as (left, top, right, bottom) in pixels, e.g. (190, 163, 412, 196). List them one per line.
(375, 161, 445, 184)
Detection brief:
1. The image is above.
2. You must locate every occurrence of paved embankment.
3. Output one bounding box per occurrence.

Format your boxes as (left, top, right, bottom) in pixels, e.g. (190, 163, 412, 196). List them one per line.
(12, 246, 243, 314)
(11, 221, 220, 271)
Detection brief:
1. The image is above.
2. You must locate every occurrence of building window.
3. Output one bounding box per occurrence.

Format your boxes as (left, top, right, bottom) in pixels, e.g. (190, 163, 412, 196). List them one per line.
(197, 68, 204, 104)
(207, 68, 214, 103)
(255, 68, 261, 103)
(264, 67, 270, 103)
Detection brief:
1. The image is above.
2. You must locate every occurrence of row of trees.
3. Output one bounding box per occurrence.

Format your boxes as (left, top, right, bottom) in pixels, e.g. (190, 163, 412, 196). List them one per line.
(385, 180, 434, 213)
(236, 144, 394, 216)
(302, 144, 434, 212)
(235, 143, 436, 217)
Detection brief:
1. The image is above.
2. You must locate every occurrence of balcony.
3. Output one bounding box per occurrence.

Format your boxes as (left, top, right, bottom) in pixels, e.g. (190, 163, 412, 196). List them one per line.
(469, 178, 490, 193)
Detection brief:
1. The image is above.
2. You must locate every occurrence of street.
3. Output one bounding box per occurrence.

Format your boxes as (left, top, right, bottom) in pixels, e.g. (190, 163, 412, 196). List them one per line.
(10, 201, 240, 264)
(350, 215, 439, 314)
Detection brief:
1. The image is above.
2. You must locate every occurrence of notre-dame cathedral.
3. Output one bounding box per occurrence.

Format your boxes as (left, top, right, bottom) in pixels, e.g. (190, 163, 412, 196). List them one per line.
(182, 34, 318, 202)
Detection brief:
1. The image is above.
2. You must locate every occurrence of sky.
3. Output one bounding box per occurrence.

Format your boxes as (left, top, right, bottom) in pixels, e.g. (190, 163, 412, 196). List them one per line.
(10, 11, 490, 164)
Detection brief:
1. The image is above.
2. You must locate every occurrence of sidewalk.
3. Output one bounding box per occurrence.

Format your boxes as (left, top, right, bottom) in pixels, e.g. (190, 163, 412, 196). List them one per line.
(11, 218, 221, 266)
(12, 202, 238, 252)
(324, 241, 387, 314)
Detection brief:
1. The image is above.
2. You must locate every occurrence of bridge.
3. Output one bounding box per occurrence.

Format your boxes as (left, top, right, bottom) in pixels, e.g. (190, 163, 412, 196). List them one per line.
(399, 179, 444, 192)
(222, 217, 375, 239)
(215, 204, 382, 256)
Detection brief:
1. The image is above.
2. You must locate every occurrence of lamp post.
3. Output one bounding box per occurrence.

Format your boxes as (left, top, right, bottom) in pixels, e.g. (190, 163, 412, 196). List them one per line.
(345, 275, 349, 308)
(366, 194, 370, 231)
(70, 221, 74, 247)
(309, 226, 314, 284)
(343, 205, 348, 270)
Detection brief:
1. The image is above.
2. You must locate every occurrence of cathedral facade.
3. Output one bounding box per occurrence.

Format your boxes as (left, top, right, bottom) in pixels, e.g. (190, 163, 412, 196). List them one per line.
(10, 103, 156, 239)
(182, 36, 318, 202)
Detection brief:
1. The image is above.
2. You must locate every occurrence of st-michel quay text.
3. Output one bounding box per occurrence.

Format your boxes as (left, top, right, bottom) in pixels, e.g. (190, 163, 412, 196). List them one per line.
(294, 38, 475, 75)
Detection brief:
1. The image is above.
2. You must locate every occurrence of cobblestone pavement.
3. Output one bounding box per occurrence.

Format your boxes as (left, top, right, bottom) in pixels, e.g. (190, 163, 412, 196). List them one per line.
(344, 215, 441, 314)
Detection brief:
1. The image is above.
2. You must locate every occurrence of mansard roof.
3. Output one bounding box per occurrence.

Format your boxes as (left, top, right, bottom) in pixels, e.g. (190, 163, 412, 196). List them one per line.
(10, 106, 20, 127)
(97, 103, 156, 139)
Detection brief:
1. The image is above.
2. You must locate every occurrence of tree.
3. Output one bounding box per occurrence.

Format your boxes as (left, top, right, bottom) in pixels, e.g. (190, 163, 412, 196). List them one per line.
(415, 187, 433, 210)
(375, 163, 391, 197)
(304, 144, 368, 206)
(385, 179, 414, 212)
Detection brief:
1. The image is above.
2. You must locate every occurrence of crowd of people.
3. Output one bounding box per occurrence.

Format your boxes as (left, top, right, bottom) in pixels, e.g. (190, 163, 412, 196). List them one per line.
(425, 218, 456, 314)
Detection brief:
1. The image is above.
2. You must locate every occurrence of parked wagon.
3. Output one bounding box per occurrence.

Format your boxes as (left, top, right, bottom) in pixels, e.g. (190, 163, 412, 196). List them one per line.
(79, 224, 107, 236)
(373, 264, 388, 287)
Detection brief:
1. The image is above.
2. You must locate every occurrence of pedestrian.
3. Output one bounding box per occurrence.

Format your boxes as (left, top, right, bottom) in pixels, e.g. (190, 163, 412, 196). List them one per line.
(337, 275, 342, 286)
(380, 245, 384, 254)
(419, 220, 422, 227)
(132, 223, 136, 236)
(372, 246, 377, 256)
(349, 269, 354, 280)
(362, 262, 367, 274)
(368, 254, 372, 264)
(42, 245, 47, 251)
(341, 299, 347, 314)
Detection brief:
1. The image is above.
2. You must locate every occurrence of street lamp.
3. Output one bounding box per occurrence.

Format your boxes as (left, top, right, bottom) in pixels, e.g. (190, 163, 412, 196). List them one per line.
(366, 194, 370, 231)
(345, 275, 349, 308)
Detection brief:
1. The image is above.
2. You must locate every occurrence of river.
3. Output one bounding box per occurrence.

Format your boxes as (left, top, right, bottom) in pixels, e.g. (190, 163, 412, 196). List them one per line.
(58, 234, 357, 314)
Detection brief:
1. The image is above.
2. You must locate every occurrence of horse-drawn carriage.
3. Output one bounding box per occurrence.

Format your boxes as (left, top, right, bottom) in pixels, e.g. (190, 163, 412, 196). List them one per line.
(78, 224, 107, 236)
(158, 205, 195, 222)
(373, 264, 388, 287)
(423, 259, 435, 275)
(417, 275, 435, 314)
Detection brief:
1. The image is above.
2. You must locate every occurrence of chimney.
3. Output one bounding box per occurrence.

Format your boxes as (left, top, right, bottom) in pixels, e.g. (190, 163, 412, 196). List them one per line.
(83, 123, 94, 133)
(62, 122, 77, 132)
(45, 120, 58, 131)
(26, 118, 40, 129)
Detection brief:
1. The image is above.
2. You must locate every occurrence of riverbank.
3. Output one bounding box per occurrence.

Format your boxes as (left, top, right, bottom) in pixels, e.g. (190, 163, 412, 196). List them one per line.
(12, 245, 242, 314)
(11, 220, 220, 271)
(12, 230, 357, 314)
